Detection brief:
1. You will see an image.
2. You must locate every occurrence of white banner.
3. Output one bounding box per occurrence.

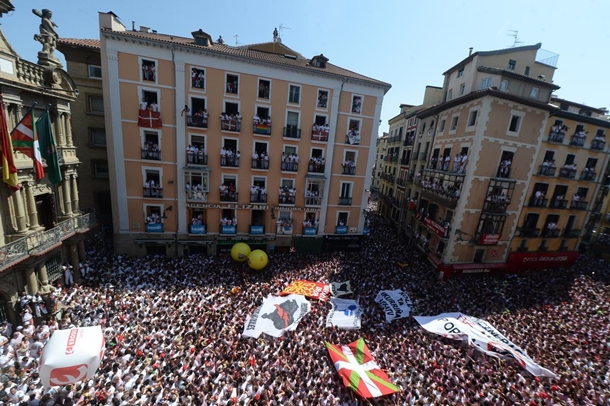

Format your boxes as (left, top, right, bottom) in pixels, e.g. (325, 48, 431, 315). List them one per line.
(330, 281, 353, 297)
(414, 313, 557, 378)
(242, 294, 311, 338)
(374, 290, 412, 322)
(326, 298, 362, 330)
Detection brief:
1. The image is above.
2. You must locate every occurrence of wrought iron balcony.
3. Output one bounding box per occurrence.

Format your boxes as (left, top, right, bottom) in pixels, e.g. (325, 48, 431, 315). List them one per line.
(283, 126, 301, 139)
(570, 200, 588, 210)
(518, 227, 540, 237)
(558, 168, 577, 179)
(569, 135, 586, 147)
(342, 166, 356, 175)
(380, 173, 395, 183)
(396, 178, 407, 187)
(548, 130, 565, 143)
(307, 162, 325, 173)
(305, 196, 323, 206)
(482, 201, 509, 214)
(563, 229, 581, 238)
(281, 161, 299, 172)
(143, 187, 163, 198)
(580, 170, 597, 181)
(541, 228, 561, 238)
(528, 197, 548, 207)
(549, 198, 568, 209)
(403, 136, 414, 147)
(338, 197, 352, 205)
(251, 158, 270, 170)
(591, 139, 606, 151)
(221, 118, 241, 133)
(186, 152, 207, 165)
(141, 148, 161, 161)
(186, 190, 208, 202)
(220, 191, 238, 202)
(220, 156, 240, 167)
(279, 194, 296, 205)
(537, 165, 556, 176)
(253, 123, 272, 135)
(420, 188, 459, 209)
(250, 192, 267, 203)
(187, 115, 208, 129)
(400, 158, 410, 166)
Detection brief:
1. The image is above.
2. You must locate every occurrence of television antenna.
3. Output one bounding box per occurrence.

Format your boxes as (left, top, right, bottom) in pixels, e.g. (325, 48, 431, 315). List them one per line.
(507, 30, 523, 48)
(233, 34, 240, 46)
(278, 23, 291, 39)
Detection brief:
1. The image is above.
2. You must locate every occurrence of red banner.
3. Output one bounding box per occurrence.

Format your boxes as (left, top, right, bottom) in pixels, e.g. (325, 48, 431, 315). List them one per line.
(280, 280, 330, 301)
(423, 217, 448, 238)
(478, 233, 501, 245)
(506, 251, 579, 273)
(138, 109, 162, 128)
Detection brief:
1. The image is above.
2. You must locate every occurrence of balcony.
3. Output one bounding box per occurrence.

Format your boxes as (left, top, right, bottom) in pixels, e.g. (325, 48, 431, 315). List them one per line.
(482, 201, 509, 214)
(388, 134, 402, 144)
(187, 115, 208, 129)
(312, 128, 329, 142)
(342, 165, 356, 175)
(251, 157, 270, 170)
(403, 136, 414, 147)
(400, 158, 410, 166)
(537, 165, 556, 177)
(569, 135, 586, 147)
(528, 197, 548, 207)
(338, 197, 352, 205)
(284, 126, 301, 139)
(141, 148, 161, 161)
(143, 186, 163, 198)
(249, 225, 265, 235)
(253, 122, 272, 136)
(189, 224, 207, 235)
(281, 160, 299, 172)
(380, 173, 395, 183)
(186, 151, 207, 166)
(396, 178, 407, 187)
(558, 167, 577, 179)
(279, 193, 296, 205)
(420, 188, 460, 209)
(548, 129, 565, 143)
(250, 192, 267, 203)
(220, 156, 240, 168)
(335, 225, 348, 234)
(307, 161, 325, 173)
(226, 82, 238, 94)
(580, 170, 597, 181)
(221, 118, 241, 133)
(186, 190, 207, 202)
(145, 222, 164, 233)
(220, 191, 238, 202)
(570, 200, 588, 210)
(519, 227, 541, 238)
(220, 224, 236, 235)
(378, 191, 401, 208)
(549, 198, 568, 209)
(563, 229, 581, 238)
(541, 228, 561, 238)
(305, 196, 323, 206)
(591, 139, 606, 151)
(303, 226, 318, 235)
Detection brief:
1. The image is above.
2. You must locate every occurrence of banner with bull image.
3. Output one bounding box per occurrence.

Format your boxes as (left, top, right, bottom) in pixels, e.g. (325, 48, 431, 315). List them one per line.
(414, 313, 557, 378)
(374, 289, 413, 322)
(242, 294, 311, 338)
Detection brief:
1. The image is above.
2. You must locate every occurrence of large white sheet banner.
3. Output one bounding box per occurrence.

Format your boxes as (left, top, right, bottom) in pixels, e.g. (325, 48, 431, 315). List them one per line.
(242, 294, 311, 338)
(326, 298, 362, 330)
(374, 289, 412, 322)
(414, 313, 557, 378)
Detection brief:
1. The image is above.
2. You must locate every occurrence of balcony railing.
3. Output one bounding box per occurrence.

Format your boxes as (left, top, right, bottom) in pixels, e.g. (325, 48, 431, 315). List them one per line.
(519, 227, 540, 238)
(482, 201, 509, 214)
(569, 135, 586, 147)
(548, 130, 565, 143)
(143, 186, 163, 198)
(145, 222, 164, 233)
(537, 165, 556, 176)
(528, 197, 548, 207)
(312, 129, 329, 142)
(187, 115, 208, 129)
(284, 126, 301, 139)
(279, 194, 296, 205)
(591, 139, 606, 151)
(250, 192, 267, 203)
(221, 119, 241, 133)
(558, 167, 577, 179)
(253, 123, 272, 135)
(186, 151, 207, 166)
(226, 82, 238, 94)
(141, 148, 161, 161)
(186, 190, 207, 202)
(249, 225, 265, 235)
(404, 136, 415, 147)
(380, 173, 395, 183)
(338, 197, 352, 205)
(342, 165, 356, 175)
(281, 161, 299, 172)
(251, 158, 270, 170)
(563, 229, 581, 238)
(305, 196, 323, 206)
(580, 170, 597, 181)
(420, 188, 460, 209)
(570, 200, 588, 210)
(307, 162, 325, 173)
(541, 228, 561, 238)
(549, 198, 568, 209)
(189, 224, 207, 234)
(220, 156, 240, 167)
(220, 191, 238, 202)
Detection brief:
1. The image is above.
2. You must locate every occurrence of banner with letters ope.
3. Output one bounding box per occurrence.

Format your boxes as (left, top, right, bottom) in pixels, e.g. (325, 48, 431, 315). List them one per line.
(326, 298, 362, 330)
(242, 294, 311, 339)
(414, 313, 557, 378)
(374, 290, 412, 322)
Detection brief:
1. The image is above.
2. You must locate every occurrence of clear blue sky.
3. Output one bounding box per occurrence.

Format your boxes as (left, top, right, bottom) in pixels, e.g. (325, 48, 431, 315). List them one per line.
(2, 0, 609, 133)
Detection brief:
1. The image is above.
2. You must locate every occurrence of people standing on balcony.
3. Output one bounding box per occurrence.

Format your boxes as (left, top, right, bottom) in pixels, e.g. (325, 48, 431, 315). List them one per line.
(457, 152, 468, 174)
(262, 152, 269, 169)
(535, 189, 546, 206)
(252, 151, 259, 168)
(453, 154, 460, 172)
(253, 113, 260, 124)
(139, 98, 148, 111)
(430, 156, 437, 169)
(443, 155, 451, 171)
(220, 147, 227, 166)
(149, 101, 159, 112)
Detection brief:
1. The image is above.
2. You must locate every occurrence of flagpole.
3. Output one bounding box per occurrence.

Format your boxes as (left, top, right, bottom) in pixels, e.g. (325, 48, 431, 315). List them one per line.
(10, 102, 37, 134)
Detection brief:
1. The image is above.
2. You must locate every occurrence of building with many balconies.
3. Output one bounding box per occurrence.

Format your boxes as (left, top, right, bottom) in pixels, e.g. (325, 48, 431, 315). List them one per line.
(98, 12, 390, 256)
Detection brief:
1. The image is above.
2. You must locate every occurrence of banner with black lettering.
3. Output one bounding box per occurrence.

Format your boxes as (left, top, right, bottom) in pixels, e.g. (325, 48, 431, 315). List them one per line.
(326, 298, 362, 330)
(374, 290, 412, 322)
(242, 294, 311, 339)
(414, 313, 557, 378)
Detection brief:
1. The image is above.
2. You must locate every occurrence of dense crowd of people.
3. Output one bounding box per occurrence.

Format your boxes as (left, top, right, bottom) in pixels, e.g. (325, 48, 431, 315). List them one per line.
(1, 201, 609, 405)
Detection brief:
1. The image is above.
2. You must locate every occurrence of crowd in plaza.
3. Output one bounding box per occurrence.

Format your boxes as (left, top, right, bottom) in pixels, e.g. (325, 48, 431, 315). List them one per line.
(0, 202, 609, 405)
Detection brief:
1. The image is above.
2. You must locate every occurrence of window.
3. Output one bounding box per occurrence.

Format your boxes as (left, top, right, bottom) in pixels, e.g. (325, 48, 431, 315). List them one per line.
(141, 90, 158, 110)
(88, 95, 104, 114)
(142, 131, 160, 160)
(439, 119, 446, 133)
(190, 96, 206, 114)
(141, 59, 156, 82)
(93, 161, 109, 178)
(88, 65, 102, 79)
(530, 87, 539, 99)
(420, 123, 426, 135)
(191, 67, 205, 90)
(500, 80, 508, 91)
(285, 111, 300, 138)
(351, 95, 362, 114)
(258, 79, 270, 99)
(468, 110, 478, 127)
(288, 85, 301, 104)
(457, 66, 464, 78)
(450, 116, 459, 131)
(314, 115, 327, 125)
(90, 128, 106, 146)
(508, 59, 516, 70)
(509, 115, 521, 132)
(226, 74, 239, 94)
(524, 66, 530, 76)
(340, 182, 352, 198)
(346, 119, 361, 145)
(224, 101, 239, 115)
(480, 77, 492, 89)
(448, 89, 453, 100)
(185, 171, 209, 192)
(317, 89, 329, 109)
(459, 83, 465, 96)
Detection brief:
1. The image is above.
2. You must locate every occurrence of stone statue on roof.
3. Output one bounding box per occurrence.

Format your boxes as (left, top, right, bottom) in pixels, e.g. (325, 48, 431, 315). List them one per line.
(32, 8, 61, 67)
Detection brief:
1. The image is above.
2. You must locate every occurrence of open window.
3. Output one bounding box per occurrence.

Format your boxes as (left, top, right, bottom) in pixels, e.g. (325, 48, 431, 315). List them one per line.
(141, 59, 156, 82)
(277, 211, 293, 235)
(189, 208, 206, 234)
(496, 151, 514, 178)
(145, 205, 163, 232)
(142, 130, 161, 160)
(191, 67, 205, 90)
(317, 89, 329, 109)
(279, 179, 296, 205)
(187, 134, 207, 165)
(339, 182, 352, 205)
(258, 79, 270, 99)
(251, 176, 267, 203)
(226, 73, 239, 94)
(305, 179, 324, 206)
(252, 141, 269, 169)
(143, 169, 162, 198)
(185, 171, 209, 202)
(343, 150, 356, 175)
(351, 95, 363, 114)
(250, 210, 266, 234)
(337, 212, 349, 227)
(346, 119, 361, 145)
(220, 175, 238, 202)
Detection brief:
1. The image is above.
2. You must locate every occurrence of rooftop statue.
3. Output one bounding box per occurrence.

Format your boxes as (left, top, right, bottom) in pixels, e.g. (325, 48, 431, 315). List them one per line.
(32, 8, 61, 67)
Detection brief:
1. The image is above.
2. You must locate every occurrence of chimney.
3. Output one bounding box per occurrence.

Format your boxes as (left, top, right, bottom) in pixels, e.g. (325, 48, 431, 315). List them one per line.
(98, 11, 126, 32)
(468, 47, 473, 56)
(139, 26, 150, 33)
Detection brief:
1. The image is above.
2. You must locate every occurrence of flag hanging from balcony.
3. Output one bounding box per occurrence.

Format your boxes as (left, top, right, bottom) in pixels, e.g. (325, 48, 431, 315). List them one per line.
(11, 105, 44, 180)
(37, 110, 62, 185)
(0, 99, 19, 190)
(138, 109, 162, 128)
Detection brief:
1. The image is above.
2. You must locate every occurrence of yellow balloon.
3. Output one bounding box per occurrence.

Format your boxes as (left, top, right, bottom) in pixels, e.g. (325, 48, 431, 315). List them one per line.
(231, 242, 251, 262)
(247, 249, 268, 270)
